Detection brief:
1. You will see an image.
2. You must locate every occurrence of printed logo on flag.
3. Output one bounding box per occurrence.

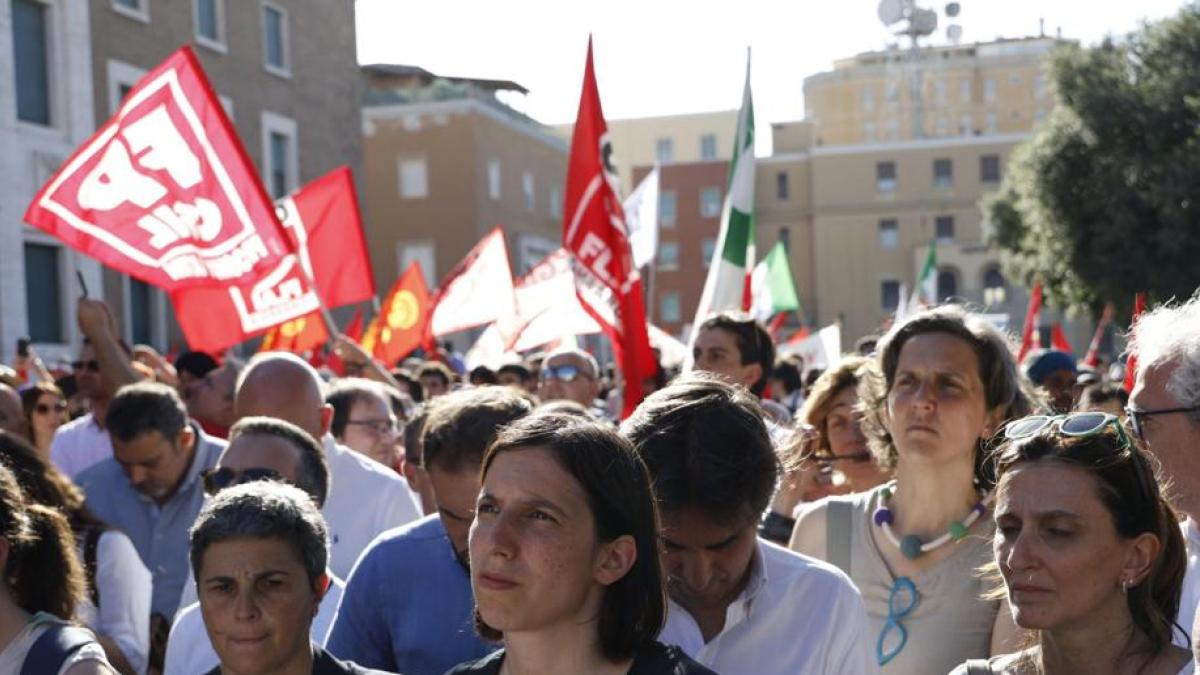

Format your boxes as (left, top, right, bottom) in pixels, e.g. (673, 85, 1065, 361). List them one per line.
(225, 199, 320, 333)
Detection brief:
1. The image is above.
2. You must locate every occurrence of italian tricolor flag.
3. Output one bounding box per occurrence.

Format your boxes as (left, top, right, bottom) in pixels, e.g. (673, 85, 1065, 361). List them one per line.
(912, 239, 938, 307)
(750, 241, 800, 323)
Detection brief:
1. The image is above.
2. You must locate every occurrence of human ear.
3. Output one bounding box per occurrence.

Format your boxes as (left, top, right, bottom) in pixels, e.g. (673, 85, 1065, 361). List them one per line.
(1120, 532, 1161, 589)
(593, 535, 637, 587)
(178, 425, 196, 452)
(979, 404, 1006, 441)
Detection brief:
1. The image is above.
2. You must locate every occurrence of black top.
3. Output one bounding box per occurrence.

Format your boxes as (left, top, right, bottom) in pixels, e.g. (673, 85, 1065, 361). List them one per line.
(443, 641, 718, 675)
(204, 646, 394, 675)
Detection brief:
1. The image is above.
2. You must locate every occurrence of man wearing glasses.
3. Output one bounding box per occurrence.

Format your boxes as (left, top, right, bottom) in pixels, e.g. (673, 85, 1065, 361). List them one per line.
(537, 347, 605, 414)
(1126, 295, 1200, 647)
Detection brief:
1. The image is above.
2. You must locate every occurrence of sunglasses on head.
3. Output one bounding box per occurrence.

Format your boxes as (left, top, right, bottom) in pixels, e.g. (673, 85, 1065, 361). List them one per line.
(1004, 411, 1130, 448)
(71, 360, 101, 372)
(541, 364, 589, 383)
(201, 467, 284, 497)
(35, 401, 67, 415)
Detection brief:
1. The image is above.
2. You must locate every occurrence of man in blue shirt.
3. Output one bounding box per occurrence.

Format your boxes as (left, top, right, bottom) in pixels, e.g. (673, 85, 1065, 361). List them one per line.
(326, 387, 532, 674)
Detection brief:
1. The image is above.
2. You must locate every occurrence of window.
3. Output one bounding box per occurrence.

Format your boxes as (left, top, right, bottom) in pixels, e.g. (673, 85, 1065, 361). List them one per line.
(886, 119, 900, 140)
(959, 79, 971, 104)
(699, 187, 722, 218)
(260, 111, 297, 199)
(886, 80, 900, 101)
(655, 138, 674, 163)
(980, 154, 1001, 183)
(776, 171, 790, 200)
(549, 187, 561, 219)
(960, 114, 972, 136)
(700, 134, 717, 160)
(983, 266, 1007, 306)
(487, 159, 501, 199)
(659, 190, 677, 227)
(863, 86, 875, 112)
(660, 292, 682, 323)
(128, 278, 153, 345)
(13, 0, 50, 125)
(933, 79, 946, 104)
(878, 219, 898, 249)
(864, 120, 876, 141)
(933, 158, 953, 188)
(937, 269, 958, 302)
(522, 172, 535, 211)
(107, 60, 146, 116)
(986, 112, 998, 133)
(881, 280, 901, 313)
(935, 215, 955, 242)
(24, 243, 62, 343)
(195, 0, 225, 50)
(702, 238, 716, 268)
(112, 0, 149, 22)
(398, 157, 428, 199)
(935, 114, 949, 136)
(262, 3, 289, 75)
(398, 242, 436, 288)
(876, 161, 896, 193)
(657, 241, 679, 270)
(1035, 74, 1047, 99)
(984, 77, 997, 103)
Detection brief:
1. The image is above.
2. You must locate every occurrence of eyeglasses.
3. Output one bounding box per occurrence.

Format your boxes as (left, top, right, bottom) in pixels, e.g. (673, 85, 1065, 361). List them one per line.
(201, 467, 284, 496)
(1005, 412, 1131, 448)
(71, 360, 101, 372)
(877, 576, 919, 665)
(1124, 405, 1200, 442)
(541, 364, 590, 383)
(344, 418, 401, 436)
(35, 401, 67, 415)
(817, 451, 874, 465)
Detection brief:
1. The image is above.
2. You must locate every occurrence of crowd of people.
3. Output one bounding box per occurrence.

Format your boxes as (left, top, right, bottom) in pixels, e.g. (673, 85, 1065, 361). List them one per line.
(0, 292, 1198, 675)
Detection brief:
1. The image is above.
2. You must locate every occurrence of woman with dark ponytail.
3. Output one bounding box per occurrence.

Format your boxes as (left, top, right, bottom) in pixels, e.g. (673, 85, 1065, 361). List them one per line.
(0, 460, 112, 673)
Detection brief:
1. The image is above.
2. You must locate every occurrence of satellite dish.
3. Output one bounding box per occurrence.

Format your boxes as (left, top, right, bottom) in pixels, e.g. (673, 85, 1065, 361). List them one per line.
(947, 24, 963, 42)
(909, 8, 938, 36)
(878, 0, 904, 26)
(945, 2, 961, 17)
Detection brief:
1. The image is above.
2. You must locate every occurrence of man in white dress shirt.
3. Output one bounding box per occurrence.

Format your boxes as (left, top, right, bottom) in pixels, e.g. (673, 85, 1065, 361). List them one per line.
(621, 372, 875, 675)
(1127, 296, 1200, 646)
(232, 353, 421, 578)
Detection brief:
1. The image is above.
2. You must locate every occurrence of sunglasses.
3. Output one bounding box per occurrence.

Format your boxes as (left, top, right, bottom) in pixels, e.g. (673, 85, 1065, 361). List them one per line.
(541, 364, 590, 383)
(201, 467, 284, 496)
(877, 576, 919, 665)
(35, 401, 67, 415)
(71, 360, 101, 372)
(1124, 405, 1200, 442)
(1005, 412, 1130, 448)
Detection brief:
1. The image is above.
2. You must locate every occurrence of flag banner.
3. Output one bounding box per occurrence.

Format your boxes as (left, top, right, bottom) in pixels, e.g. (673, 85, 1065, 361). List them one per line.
(1124, 293, 1146, 393)
(688, 51, 756, 342)
(904, 239, 938, 313)
(500, 249, 601, 352)
(24, 46, 290, 291)
(1083, 302, 1115, 368)
(258, 311, 329, 355)
(563, 39, 655, 418)
(778, 323, 842, 373)
(171, 166, 373, 352)
(1018, 281, 1044, 363)
(624, 166, 660, 270)
(749, 241, 801, 323)
(363, 262, 432, 367)
(426, 227, 517, 340)
(1050, 323, 1074, 354)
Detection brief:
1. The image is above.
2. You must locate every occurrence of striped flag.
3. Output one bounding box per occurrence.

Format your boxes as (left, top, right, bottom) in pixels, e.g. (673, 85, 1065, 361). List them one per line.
(749, 241, 800, 323)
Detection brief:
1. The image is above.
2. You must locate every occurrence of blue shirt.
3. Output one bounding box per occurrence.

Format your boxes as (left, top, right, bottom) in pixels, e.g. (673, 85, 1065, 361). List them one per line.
(76, 424, 224, 619)
(326, 515, 497, 675)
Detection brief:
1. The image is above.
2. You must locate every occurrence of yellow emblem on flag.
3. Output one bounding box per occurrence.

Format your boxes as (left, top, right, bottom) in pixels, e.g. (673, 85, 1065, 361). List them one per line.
(387, 290, 420, 330)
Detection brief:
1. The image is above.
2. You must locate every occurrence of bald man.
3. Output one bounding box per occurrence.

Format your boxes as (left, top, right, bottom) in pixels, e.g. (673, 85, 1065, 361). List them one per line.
(234, 353, 421, 577)
(0, 383, 24, 437)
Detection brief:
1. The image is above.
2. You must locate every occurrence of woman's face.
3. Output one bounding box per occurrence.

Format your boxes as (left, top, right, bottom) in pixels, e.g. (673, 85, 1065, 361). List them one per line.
(470, 447, 622, 636)
(885, 332, 998, 467)
(824, 385, 887, 488)
(31, 392, 66, 444)
(993, 461, 1152, 631)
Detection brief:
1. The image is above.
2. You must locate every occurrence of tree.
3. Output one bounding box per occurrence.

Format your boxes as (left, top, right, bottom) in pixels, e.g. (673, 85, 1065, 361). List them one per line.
(985, 5, 1200, 316)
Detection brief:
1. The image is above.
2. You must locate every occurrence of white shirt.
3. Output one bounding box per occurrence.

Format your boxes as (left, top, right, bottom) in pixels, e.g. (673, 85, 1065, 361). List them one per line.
(659, 538, 877, 675)
(75, 530, 152, 675)
(1175, 518, 1200, 648)
(321, 435, 422, 578)
(164, 573, 344, 675)
(50, 413, 113, 479)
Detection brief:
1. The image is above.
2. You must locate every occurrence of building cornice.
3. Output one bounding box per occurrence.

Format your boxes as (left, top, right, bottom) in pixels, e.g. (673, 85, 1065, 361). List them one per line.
(364, 98, 567, 152)
(810, 132, 1030, 157)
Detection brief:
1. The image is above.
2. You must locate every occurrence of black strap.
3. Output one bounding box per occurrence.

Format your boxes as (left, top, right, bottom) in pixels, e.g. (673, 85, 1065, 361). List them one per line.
(20, 623, 97, 675)
(83, 525, 102, 608)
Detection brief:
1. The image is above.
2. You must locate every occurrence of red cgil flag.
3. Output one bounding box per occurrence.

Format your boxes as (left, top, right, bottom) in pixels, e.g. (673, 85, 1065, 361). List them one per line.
(1018, 281, 1044, 364)
(562, 39, 655, 418)
(364, 262, 433, 367)
(1124, 293, 1146, 393)
(258, 312, 329, 356)
(1050, 323, 1074, 354)
(1083, 302, 1115, 368)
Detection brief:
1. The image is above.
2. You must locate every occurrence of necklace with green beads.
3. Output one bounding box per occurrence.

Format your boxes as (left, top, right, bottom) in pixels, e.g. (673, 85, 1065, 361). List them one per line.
(872, 483, 991, 560)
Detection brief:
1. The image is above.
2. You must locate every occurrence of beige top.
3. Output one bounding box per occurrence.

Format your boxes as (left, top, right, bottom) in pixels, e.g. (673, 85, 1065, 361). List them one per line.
(827, 488, 999, 675)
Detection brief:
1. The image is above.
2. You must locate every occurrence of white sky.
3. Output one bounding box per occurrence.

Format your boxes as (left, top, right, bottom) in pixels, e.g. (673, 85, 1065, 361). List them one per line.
(356, 0, 1186, 152)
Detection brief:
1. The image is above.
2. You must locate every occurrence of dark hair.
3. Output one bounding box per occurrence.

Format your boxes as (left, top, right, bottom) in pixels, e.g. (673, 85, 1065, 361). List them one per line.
(698, 312, 775, 396)
(769, 360, 803, 395)
(535, 399, 594, 419)
(105, 382, 188, 443)
(391, 369, 423, 404)
(496, 363, 532, 383)
(0, 432, 101, 528)
(621, 371, 778, 524)
(326, 379, 389, 439)
(468, 366, 498, 386)
(475, 413, 664, 661)
(19, 381, 63, 447)
(174, 351, 220, 379)
(416, 362, 454, 387)
(422, 388, 532, 473)
(403, 407, 428, 464)
(0, 454, 84, 619)
(1078, 383, 1129, 411)
(227, 417, 330, 508)
(991, 424, 1187, 656)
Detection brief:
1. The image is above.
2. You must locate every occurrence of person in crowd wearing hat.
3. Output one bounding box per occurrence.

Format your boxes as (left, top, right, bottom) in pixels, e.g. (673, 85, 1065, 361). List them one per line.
(1022, 349, 1078, 414)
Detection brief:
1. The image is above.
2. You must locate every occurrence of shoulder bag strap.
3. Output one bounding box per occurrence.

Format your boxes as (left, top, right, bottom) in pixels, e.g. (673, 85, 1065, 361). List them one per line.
(825, 498, 853, 575)
(20, 623, 97, 675)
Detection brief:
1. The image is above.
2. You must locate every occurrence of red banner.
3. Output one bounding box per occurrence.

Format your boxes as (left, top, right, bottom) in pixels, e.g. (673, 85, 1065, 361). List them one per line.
(259, 312, 329, 355)
(563, 39, 655, 418)
(1124, 293, 1146, 393)
(24, 46, 290, 290)
(1018, 281, 1043, 364)
(364, 262, 433, 367)
(1083, 302, 1115, 368)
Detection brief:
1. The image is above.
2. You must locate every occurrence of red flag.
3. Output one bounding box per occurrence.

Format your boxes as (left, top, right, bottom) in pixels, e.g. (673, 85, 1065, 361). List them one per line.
(1018, 281, 1044, 363)
(1050, 323, 1073, 354)
(364, 263, 433, 367)
(24, 46, 290, 290)
(1124, 293, 1146, 393)
(171, 167, 374, 352)
(258, 312, 329, 355)
(327, 308, 364, 376)
(562, 39, 655, 418)
(767, 312, 789, 340)
(423, 227, 517, 351)
(1083, 302, 1115, 368)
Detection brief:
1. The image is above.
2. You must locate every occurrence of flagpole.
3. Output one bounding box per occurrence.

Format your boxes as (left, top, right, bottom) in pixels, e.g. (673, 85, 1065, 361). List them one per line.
(645, 263, 656, 323)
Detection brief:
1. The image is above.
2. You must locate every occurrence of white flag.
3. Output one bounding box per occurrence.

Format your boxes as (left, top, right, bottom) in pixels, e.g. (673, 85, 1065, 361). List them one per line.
(429, 227, 517, 337)
(623, 166, 660, 270)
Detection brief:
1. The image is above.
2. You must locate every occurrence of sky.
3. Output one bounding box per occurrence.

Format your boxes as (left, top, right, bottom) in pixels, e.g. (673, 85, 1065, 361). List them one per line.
(356, 0, 1188, 152)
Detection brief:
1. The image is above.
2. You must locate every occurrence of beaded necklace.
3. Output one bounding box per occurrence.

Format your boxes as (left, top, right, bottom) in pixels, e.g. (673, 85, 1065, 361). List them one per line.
(872, 483, 990, 560)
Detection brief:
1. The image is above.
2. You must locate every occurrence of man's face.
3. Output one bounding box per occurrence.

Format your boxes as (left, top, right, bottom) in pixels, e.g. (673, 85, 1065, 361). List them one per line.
(75, 343, 104, 399)
(199, 537, 323, 675)
(1129, 360, 1200, 517)
(693, 328, 760, 391)
(660, 506, 758, 617)
(192, 366, 238, 428)
(497, 371, 527, 390)
(337, 395, 397, 468)
(427, 465, 481, 567)
(538, 355, 599, 407)
(219, 434, 304, 488)
(1040, 368, 1077, 414)
(421, 375, 449, 399)
(112, 428, 195, 504)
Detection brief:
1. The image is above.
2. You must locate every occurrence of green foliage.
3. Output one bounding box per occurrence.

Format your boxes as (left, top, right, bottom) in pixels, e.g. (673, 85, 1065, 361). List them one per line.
(985, 5, 1200, 316)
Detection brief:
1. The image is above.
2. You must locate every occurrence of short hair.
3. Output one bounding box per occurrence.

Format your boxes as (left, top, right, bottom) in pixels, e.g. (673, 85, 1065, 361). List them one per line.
(416, 361, 454, 386)
(800, 355, 871, 459)
(174, 351, 219, 379)
(698, 312, 775, 396)
(105, 382, 189, 443)
(535, 399, 594, 419)
(1077, 382, 1129, 411)
(227, 417, 330, 508)
(403, 407, 428, 464)
(468, 366, 498, 385)
(769, 360, 803, 394)
(621, 371, 778, 524)
(421, 387, 532, 473)
(325, 378, 389, 439)
(496, 363, 532, 383)
(476, 413, 664, 660)
(1129, 293, 1200, 426)
(190, 481, 328, 587)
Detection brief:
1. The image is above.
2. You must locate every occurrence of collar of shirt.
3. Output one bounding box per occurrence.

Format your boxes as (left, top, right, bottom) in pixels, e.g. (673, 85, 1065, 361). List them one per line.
(670, 537, 770, 641)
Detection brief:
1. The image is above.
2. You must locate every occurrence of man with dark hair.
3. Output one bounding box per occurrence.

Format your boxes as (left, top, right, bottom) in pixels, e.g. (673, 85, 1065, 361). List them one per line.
(692, 312, 774, 397)
(327, 387, 532, 674)
(0, 383, 23, 437)
(621, 372, 872, 674)
(416, 361, 454, 399)
(182, 358, 242, 439)
(496, 362, 534, 392)
(173, 350, 219, 394)
(400, 407, 434, 514)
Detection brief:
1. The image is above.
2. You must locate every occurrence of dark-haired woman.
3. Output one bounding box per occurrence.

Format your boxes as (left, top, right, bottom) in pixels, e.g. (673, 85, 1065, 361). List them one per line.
(951, 412, 1192, 674)
(20, 381, 67, 459)
(445, 412, 716, 675)
(0, 460, 113, 673)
